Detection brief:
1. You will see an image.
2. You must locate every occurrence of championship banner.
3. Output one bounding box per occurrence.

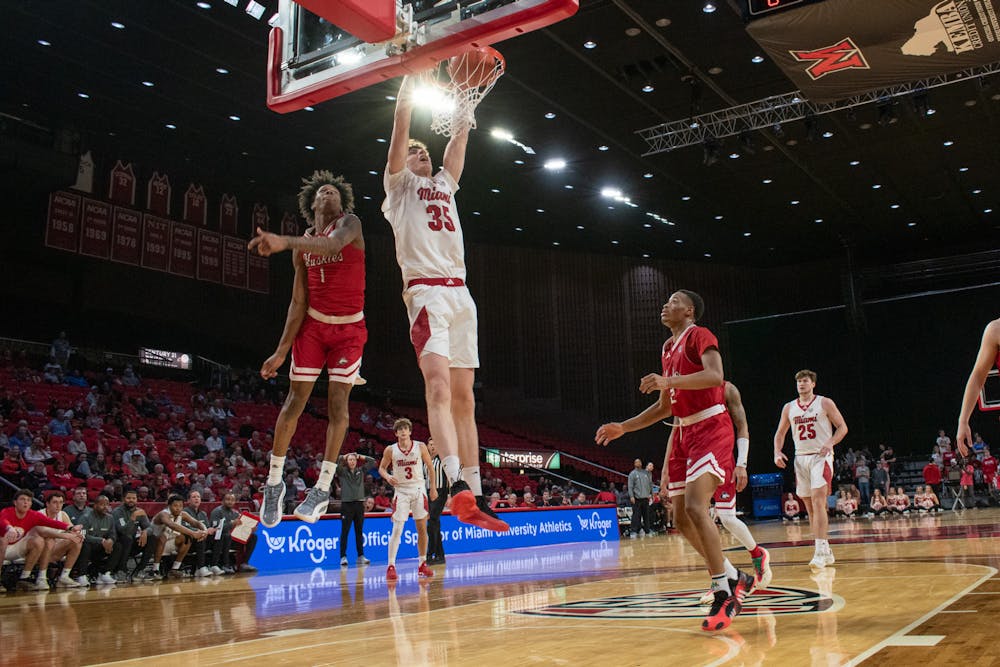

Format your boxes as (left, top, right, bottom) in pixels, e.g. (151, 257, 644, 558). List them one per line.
(747, 0, 1000, 102)
(108, 160, 136, 205)
(485, 448, 561, 469)
(252, 202, 270, 233)
(169, 222, 196, 278)
(111, 207, 141, 265)
(220, 193, 239, 235)
(183, 183, 208, 226)
(280, 211, 300, 236)
(147, 171, 171, 216)
(222, 235, 248, 288)
(248, 506, 619, 573)
(197, 229, 222, 283)
(247, 252, 270, 294)
(45, 191, 81, 252)
(78, 198, 112, 259)
(141, 214, 171, 272)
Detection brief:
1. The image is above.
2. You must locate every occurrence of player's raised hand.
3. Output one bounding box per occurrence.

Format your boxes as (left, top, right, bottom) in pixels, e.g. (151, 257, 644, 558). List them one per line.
(248, 227, 289, 256)
(639, 373, 668, 394)
(774, 449, 788, 469)
(595, 422, 625, 446)
(260, 351, 286, 380)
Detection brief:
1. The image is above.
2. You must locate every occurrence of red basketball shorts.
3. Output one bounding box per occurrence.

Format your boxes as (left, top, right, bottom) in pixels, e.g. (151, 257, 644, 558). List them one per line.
(290, 314, 367, 384)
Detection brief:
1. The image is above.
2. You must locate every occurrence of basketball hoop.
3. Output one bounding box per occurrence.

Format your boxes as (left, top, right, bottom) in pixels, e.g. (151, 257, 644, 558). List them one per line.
(416, 46, 505, 137)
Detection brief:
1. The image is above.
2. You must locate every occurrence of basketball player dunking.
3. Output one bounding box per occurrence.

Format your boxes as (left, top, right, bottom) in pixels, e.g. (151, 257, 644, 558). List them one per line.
(249, 172, 366, 528)
(379, 418, 438, 582)
(599, 291, 754, 631)
(383, 75, 507, 533)
(957, 318, 1000, 457)
(773, 370, 848, 571)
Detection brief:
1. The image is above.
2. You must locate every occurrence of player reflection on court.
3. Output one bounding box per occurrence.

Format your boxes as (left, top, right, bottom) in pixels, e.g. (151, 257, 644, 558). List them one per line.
(6, 592, 82, 664)
(387, 581, 445, 665)
(809, 568, 846, 665)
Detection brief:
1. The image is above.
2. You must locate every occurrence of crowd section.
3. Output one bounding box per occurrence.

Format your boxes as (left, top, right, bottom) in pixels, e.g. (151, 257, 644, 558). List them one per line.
(782, 429, 998, 520)
(0, 336, 640, 588)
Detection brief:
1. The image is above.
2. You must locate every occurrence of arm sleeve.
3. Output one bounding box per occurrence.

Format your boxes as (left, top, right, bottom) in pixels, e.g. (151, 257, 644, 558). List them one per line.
(79, 514, 102, 545)
(627, 472, 636, 497)
(28, 511, 70, 532)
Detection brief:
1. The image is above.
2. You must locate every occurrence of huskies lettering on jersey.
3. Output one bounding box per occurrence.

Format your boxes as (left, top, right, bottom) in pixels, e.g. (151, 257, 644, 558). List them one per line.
(790, 38, 870, 80)
(417, 187, 452, 204)
(302, 252, 343, 268)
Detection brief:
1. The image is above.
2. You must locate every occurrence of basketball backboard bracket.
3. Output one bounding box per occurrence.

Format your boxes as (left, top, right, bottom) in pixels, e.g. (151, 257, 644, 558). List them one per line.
(267, 0, 579, 113)
(979, 368, 1000, 412)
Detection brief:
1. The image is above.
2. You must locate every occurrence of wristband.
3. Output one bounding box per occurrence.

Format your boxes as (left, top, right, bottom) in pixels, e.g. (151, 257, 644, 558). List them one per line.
(736, 438, 749, 467)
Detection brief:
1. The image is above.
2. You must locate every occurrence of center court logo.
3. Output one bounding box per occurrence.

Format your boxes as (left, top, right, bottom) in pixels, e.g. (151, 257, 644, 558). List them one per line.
(577, 511, 614, 538)
(262, 526, 339, 564)
(518, 586, 841, 619)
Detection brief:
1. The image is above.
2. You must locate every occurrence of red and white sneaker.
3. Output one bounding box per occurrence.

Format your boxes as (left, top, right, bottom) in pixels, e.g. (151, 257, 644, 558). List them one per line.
(386, 564, 398, 582)
(702, 590, 741, 632)
(450, 481, 510, 532)
(752, 546, 773, 591)
(417, 562, 434, 578)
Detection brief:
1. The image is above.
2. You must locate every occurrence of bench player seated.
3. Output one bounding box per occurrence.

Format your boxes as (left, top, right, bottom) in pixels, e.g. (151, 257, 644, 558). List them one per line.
(142, 495, 210, 580)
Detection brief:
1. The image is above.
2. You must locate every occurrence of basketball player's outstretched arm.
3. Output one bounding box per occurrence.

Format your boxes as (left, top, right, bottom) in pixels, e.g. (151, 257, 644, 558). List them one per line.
(387, 76, 416, 176)
(724, 383, 750, 491)
(595, 390, 672, 446)
(773, 404, 791, 468)
(819, 398, 848, 456)
(260, 252, 308, 380)
(442, 126, 469, 183)
(419, 443, 438, 502)
(248, 216, 363, 258)
(957, 319, 1000, 456)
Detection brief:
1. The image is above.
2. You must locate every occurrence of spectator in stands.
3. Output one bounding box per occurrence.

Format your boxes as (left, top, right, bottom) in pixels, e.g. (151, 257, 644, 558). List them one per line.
(38, 491, 85, 588)
(210, 492, 258, 574)
(627, 458, 652, 537)
(854, 457, 871, 508)
(373, 488, 392, 512)
(208, 399, 230, 428)
(24, 461, 52, 494)
(50, 331, 72, 367)
(75, 494, 119, 585)
(363, 496, 378, 513)
(936, 429, 952, 451)
(183, 490, 219, 577)
(8, 421, 31, 450)
(91, 453, 107, 478)
(596, 483, 616, 504)
(126, 449, 149, 477)
(47, 410, 71, 437)
(522, 491, 537, 508)
(24, 437, 54, 465)
(2, 488, 78, 590)
(972, 433, 988, 457)
(120, 364, 141, 387)
(490, 492, 511, 509)
(1, 445, 27, 483)
(148, 495, 209, 579)
(66, 429, 87, 456)
(922, 459, 943, 496)
(958, 459, 975, 506)
(43, 360, 63, 384)
(172, 473, 191, 498)
(573, 492, 588, 506)
(49, 460, 73, 490)
(205, 427, 225, 454)
(70, 452, 94, 479)
(872, 460, 891, 497)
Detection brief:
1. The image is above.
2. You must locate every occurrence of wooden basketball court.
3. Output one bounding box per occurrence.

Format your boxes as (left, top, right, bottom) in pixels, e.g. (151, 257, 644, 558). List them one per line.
(5, 509, 1000, 666)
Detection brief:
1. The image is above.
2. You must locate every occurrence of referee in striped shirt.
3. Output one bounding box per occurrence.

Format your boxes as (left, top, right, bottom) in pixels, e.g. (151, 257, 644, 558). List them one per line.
(425, 438, 449, 564)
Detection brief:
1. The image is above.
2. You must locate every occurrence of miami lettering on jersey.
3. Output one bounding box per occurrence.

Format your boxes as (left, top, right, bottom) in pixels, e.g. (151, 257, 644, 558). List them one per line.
(417, 187, 452, 204)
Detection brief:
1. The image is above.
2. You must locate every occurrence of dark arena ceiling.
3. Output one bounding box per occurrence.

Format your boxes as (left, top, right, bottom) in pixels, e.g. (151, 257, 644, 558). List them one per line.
(4, 0, 1000, 267)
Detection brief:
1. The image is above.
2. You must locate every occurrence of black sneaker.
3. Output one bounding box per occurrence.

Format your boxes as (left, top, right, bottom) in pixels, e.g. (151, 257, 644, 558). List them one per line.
(476, 495, 501, 520)
(729, 569, 756, 603)
(450, 480, 472, 497)
(702, 590, 740, 632)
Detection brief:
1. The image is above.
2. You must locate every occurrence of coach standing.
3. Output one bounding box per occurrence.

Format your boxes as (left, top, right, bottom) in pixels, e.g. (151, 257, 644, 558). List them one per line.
(337, 452, 375, 566)
(628, 459, 653, 537)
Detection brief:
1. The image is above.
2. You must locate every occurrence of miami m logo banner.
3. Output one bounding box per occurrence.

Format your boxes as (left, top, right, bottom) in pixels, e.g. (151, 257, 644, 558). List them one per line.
(790, 38, 870, 80)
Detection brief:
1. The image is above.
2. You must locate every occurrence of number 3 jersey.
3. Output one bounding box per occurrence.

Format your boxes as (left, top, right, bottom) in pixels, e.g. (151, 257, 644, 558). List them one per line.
(382, 167, 466, 284)
(786, 395, 833, 455)
(388, 441, 426, 490)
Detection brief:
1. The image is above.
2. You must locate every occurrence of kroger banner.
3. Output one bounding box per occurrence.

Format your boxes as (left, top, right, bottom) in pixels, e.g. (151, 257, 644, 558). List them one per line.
(747, 0, 1000, 102)
(248, 506, 618, 573)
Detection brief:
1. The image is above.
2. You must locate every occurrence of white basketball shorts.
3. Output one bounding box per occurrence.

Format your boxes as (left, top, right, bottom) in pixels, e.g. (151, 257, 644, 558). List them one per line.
(403, 284, 479, 368)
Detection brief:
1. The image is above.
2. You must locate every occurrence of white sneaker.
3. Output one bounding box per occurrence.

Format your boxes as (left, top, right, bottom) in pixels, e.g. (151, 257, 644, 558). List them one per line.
(195, 566, 212, 577)
(57, 574, 80, 588)
(34, 578, 50, 591)
(809, 554, 827, 572)
(210, 566, 225, 576)
(340, 556, 349, 566)
(75, 575, 91, 587)
(97, 572, 117, 585)
(823, 550, 835, 566)
(698, 589, 716, 605)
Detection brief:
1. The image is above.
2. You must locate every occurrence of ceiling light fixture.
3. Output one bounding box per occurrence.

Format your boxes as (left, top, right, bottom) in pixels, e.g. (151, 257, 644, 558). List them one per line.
(583, 41, 597, 49)
(305, 145, 315, 150)
(703, 3, 717, 12)
(751, 55, 764, 63)
(943, 140, 954, 146)
(564, 185, 574, 189)
(165, 123, 177, 129)
(849, 160, 860, 166)
(229, 115, 240, 121)
(111, 21, 125, 29)
(245, 0, 266, 19)
(544, 112, 556, 119)
(642, 84, 655, 93)
(37, 39, 52, 46)
(77, 92, 90, 99)
(643, 173, 653, 178)
(304, 106, 315, 111)
(598, 145, 609, 151)
(142, 81, 154, 87)
(196, 2, 212, 8)
(762, 178, 772, 184)
(544, 158, 567, 170)
(491, 188, 500, 193)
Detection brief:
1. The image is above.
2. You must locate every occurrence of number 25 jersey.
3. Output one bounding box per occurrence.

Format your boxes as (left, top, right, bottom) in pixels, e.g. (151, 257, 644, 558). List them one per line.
(382, 167, 466, 285)
(786, 395, 832, 455)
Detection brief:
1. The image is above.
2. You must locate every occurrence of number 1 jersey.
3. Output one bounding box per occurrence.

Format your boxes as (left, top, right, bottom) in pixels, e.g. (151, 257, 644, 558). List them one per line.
(382, 167, 466, 284)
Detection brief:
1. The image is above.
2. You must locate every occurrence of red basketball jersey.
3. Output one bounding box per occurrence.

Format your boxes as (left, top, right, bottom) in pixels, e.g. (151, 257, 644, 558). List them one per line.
(301, 216, 365, 316)
(660, 325, 725, 418)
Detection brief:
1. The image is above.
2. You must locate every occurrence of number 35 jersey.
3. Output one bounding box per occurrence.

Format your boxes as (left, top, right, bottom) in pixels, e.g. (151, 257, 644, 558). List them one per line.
(382, 166, 466, 284)
(786, 395, 833, 455)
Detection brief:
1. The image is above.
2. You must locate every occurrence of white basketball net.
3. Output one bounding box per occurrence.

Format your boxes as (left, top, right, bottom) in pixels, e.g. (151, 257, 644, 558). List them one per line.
(416, 49, 505, 137)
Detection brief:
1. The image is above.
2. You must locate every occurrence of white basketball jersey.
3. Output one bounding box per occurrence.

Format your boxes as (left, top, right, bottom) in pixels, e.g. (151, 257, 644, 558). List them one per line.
(382, 167, 466, 284)
(389, 441, 426, 489)
(787, 395, 833, 455)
